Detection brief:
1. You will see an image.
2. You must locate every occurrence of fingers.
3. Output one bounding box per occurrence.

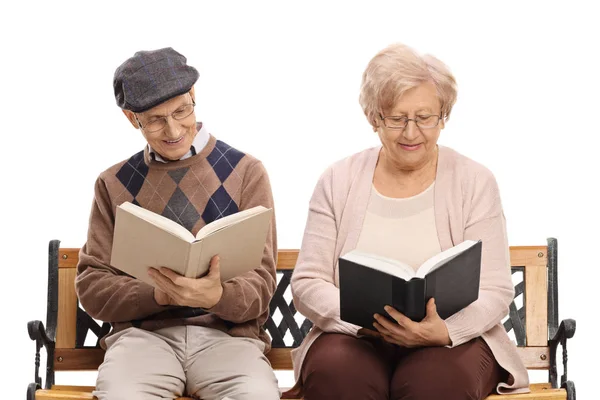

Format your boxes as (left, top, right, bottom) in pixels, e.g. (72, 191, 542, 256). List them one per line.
(150, 267, 198, 289)
(153, 287, 172, 306)
(373, 321, 393, 336)
(373, 322, 403, 346)
(207, 256, 221, 279)
(426, 297, 436, 312)
(358, 328, 382, 338)
(374, 313, 404, 334)
(374, 309, 424, 348)
(156, 267, 190, 287)
(424, 298, 441, 321)
(149, 268, 182, 297)
(381, 334, 403, 346)
(384, 306, 415, 328)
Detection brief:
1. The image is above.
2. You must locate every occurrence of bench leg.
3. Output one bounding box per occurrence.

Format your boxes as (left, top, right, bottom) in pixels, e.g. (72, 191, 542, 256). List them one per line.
(562, 380, 575, 400)
(27, 382, 40, 400)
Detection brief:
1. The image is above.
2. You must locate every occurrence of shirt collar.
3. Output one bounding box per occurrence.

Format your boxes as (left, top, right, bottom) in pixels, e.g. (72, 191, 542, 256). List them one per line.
(148, 123, 210, 163)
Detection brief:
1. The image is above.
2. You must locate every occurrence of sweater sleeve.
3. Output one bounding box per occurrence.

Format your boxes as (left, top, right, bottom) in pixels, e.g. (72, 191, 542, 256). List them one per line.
(444, 171, 515, 347)
(75, 176, 167, 323)
(290, 167, 361, 337)
(206, 160, 277, 323)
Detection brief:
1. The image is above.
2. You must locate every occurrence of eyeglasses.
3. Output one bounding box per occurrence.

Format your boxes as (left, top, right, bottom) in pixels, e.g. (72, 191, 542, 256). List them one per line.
(380, 114, 442, 130)
(136, 101, 196, 133)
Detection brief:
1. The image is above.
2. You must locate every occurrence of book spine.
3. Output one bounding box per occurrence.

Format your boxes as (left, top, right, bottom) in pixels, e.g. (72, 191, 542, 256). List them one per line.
(188, 241, 203, 278)
(424, 273, 436, 308)
(391, 278, 406, 319)
(400, 278, 426, 322)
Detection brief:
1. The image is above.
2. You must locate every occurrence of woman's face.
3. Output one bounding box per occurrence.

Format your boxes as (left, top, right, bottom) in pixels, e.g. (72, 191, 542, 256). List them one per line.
(375, 82, 445, 171)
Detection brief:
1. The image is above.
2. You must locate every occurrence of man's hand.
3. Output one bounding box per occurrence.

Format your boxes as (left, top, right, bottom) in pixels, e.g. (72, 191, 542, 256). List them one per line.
(373, 298, 451, 348)
(153, 287, 172, 306)
(148, 255, 223, 309)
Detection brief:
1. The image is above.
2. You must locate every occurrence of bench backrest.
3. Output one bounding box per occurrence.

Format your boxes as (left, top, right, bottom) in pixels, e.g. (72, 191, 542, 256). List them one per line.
(44, 238, 559, 372)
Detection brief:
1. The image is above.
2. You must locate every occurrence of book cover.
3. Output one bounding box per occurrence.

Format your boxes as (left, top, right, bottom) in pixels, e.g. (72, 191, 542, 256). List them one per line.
(339, 240, 482, 328)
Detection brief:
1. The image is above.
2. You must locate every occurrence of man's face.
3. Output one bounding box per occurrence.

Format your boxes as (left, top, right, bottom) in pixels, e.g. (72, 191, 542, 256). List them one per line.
(125, 91, 197, 161)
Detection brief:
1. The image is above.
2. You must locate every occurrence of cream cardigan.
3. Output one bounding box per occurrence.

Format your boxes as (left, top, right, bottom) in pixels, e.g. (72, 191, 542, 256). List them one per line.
(290, 145, 530, 395)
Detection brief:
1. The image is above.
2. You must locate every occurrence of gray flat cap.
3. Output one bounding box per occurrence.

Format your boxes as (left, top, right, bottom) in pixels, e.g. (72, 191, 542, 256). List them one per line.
(113, 47, 199, 112)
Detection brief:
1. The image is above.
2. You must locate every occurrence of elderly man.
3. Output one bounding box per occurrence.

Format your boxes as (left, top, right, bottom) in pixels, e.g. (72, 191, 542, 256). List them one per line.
(75, 47, 280, 400)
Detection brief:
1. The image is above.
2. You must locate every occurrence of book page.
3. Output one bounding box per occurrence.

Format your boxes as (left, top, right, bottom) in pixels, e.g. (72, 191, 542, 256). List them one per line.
(119, 202, 195, 242)
(415, 240, 478, 278)
(340, 250, 415, 280)
(195, 206, 268, 239)
(111, 207, 193, 284)
(191, 209, 272, 281)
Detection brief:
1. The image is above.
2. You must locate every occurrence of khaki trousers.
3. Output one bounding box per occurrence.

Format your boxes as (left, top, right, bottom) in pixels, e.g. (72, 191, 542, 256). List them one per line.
(93, 326, 280, 400)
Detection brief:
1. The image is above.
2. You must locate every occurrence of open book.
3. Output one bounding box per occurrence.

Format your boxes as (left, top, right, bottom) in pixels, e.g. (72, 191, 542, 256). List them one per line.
(339, 240, 482, 328)
(110, 202, 272, 287)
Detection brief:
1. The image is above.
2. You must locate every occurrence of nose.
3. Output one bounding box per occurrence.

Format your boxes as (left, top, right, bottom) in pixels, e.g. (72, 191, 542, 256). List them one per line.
(164, 117, 183, 139)
(402, 120, 420, 141)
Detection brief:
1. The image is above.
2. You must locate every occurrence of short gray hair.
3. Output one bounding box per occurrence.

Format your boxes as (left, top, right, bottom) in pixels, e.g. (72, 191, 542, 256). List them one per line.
(359, 43, 457, 127)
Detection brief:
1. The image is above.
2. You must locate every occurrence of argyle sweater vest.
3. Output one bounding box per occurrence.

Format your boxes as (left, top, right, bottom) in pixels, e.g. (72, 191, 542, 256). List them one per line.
(75, 134, 277, 351)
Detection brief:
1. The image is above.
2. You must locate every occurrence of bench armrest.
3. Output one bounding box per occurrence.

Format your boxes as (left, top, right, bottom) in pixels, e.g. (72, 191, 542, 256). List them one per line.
(548, 318, 576, 395)
(27, 320, 56, 394)
(28, 320, 54, 348)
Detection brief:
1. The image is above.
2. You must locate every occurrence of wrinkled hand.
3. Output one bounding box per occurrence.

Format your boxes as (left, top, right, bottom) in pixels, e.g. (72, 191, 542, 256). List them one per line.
(153, 286, 173, 305)
(148, 255, 223, 309)
(373, 298, 451, 348)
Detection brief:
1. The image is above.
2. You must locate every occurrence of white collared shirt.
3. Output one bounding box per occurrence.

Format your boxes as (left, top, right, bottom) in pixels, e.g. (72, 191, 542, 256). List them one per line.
(148, 123, 210, 163)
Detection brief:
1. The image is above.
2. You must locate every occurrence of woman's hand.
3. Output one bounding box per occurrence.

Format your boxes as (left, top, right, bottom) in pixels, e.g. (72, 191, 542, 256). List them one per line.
(373, 298, 451, 347)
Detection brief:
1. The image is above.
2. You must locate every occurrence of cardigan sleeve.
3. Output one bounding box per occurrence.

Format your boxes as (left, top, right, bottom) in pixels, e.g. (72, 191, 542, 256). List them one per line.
(290, 167, 360, 337)
(444, 170, 515, 347)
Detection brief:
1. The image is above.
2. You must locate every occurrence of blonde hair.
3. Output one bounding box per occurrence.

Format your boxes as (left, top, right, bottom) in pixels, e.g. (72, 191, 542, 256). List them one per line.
(359, 43, 457, 127)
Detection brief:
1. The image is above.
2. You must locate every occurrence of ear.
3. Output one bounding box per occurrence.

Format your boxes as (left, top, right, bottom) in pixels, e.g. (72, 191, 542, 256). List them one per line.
(439, 116, 446, 130)
(372, 113, 383, 132)
(372, 118, 382, 132)
(189, 86, 196, 103)
(122, 109, 140, 129)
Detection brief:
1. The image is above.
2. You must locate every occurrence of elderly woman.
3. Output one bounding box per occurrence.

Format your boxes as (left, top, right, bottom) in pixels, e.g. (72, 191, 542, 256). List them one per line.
(287, 43, 530, 399)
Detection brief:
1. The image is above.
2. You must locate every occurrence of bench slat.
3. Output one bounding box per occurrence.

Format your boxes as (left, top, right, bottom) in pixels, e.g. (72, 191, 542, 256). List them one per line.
(486, 383, 566, 399)
(509, 247, 547, 267)
(37, 389, 194, 400)
(526, 263, 549, 346)
(58, 249, 79, 268)
(55, 347, 294, 371)
(35, 390, 94, 400)
(274, 249, 299, 270)
(56, 268, 77, 348)
(516, 347, 550, 369)
(58, 249, 300, 270)
(54, 346, 550, 372)
(55, 349, 104, 371)
(37, 383, 565, 400)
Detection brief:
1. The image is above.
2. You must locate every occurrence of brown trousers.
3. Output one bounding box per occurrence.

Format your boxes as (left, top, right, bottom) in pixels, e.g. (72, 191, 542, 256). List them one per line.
(300, 333, 506, 400)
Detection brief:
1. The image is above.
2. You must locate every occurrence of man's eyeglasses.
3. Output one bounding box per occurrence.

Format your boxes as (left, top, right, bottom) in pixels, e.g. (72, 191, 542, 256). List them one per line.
(136, 101, 196, 133)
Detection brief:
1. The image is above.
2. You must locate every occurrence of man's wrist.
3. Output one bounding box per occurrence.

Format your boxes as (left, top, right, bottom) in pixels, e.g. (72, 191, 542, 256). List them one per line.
(204, 283, 224, 309)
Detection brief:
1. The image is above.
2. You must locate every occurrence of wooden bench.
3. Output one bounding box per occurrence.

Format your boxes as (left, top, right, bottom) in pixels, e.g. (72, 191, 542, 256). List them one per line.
(27, 238, 576, 399)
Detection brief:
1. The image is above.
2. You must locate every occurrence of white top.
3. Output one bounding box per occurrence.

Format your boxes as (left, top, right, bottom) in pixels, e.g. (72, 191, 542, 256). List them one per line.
(355, 182, 442, 271)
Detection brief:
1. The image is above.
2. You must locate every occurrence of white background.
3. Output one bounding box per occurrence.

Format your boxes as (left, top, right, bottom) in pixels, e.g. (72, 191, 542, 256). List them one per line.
(2, 1, 598, 398)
